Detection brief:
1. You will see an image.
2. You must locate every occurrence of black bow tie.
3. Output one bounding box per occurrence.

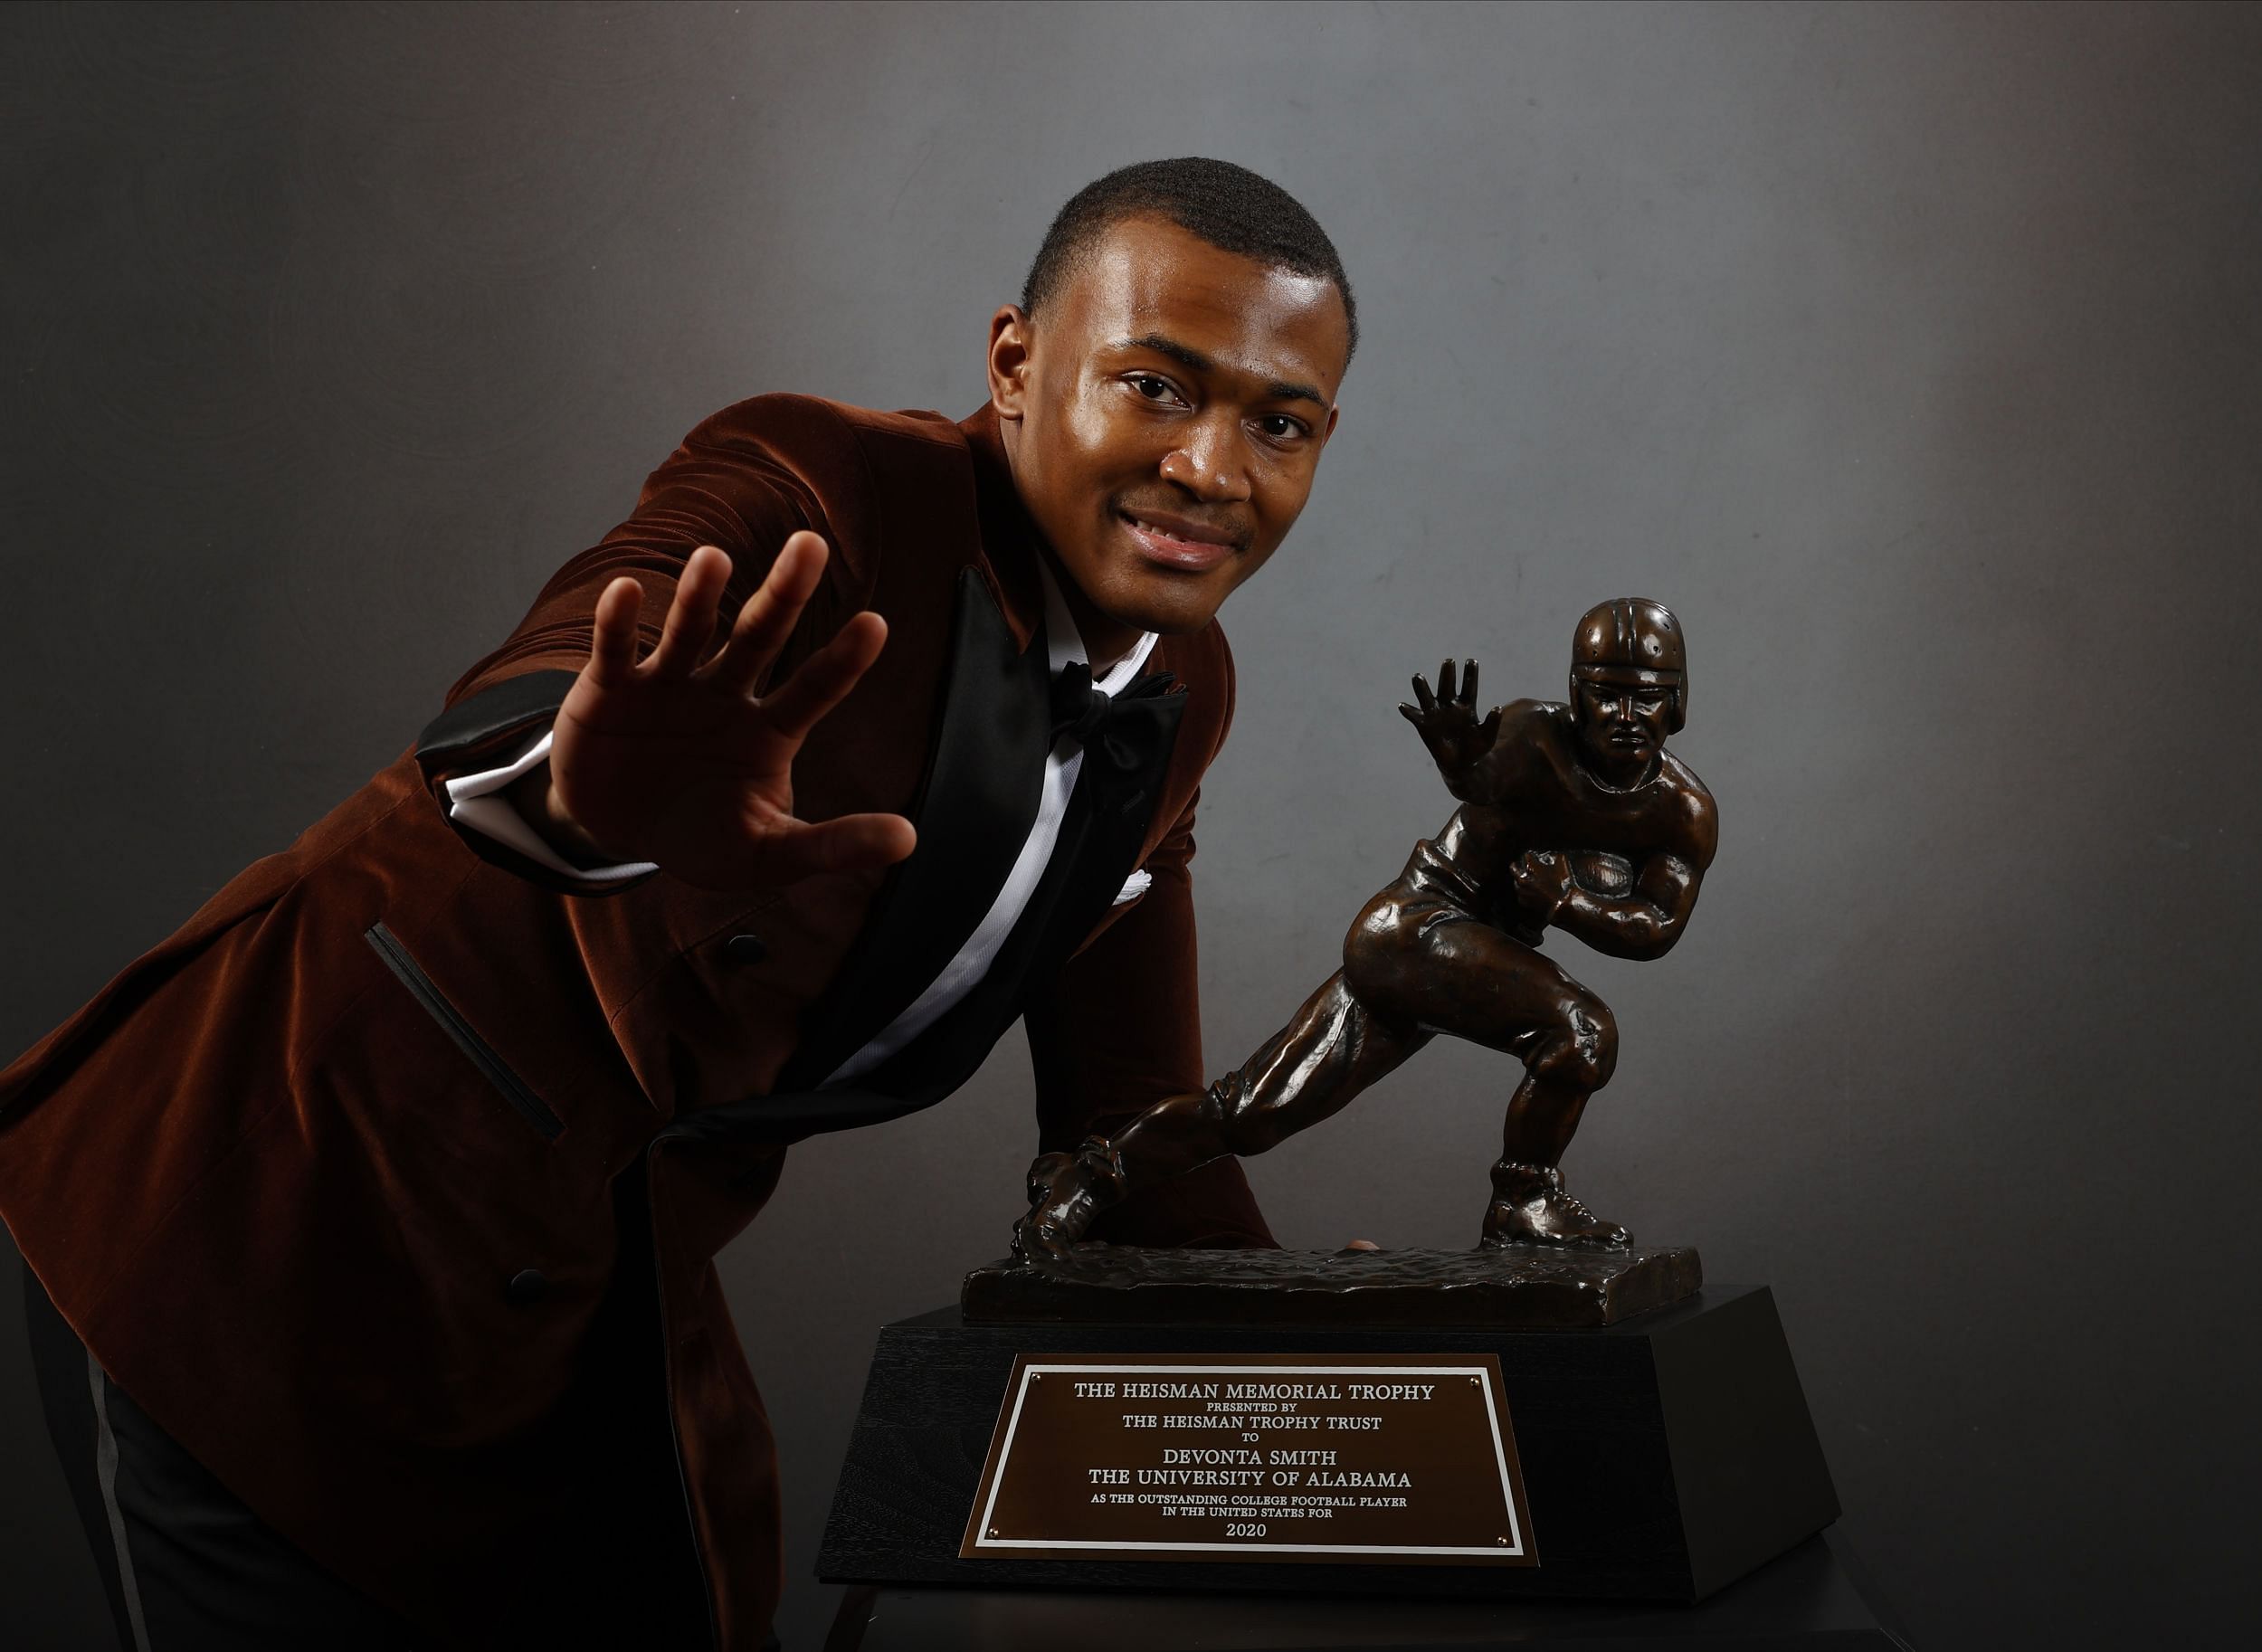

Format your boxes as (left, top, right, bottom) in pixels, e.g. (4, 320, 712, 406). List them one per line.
(1050, 661, 1180, 772)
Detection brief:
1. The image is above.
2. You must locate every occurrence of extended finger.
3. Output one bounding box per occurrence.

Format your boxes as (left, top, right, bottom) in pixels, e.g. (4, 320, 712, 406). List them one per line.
(1460, 660, 1478, 708)
(757, 609, 888, 741)
(1396, 702, 1423, 725)
(708, 531, 831, 695)
(1410, 673, 1437, 714)
(642, 546, 733, 677)
(748, 810, 917, 885)
(1438, 660, 1458, 703)
(586, 577, 645, 686)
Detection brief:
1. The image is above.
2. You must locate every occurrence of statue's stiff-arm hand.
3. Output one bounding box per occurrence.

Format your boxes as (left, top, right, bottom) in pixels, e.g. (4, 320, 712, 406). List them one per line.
(533, 532, 917, 891)
(1398, 658, 1502, 794)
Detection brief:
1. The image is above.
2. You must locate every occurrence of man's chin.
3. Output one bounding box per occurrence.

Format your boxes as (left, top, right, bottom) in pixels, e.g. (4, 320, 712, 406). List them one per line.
(1098, 580, 1230, 638)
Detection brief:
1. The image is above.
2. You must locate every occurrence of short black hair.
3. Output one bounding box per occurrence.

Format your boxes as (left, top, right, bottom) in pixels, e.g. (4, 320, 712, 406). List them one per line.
(1021, 157, 1357, 363)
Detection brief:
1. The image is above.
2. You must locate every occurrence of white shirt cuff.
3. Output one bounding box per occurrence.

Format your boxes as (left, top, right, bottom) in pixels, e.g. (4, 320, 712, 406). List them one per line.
(443, 728, 659, 885)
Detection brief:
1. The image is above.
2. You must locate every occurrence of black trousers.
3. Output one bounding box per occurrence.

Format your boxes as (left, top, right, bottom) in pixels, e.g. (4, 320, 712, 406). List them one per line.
(24, 1260, 442, 1650)
(24, 1238, 728, 1649)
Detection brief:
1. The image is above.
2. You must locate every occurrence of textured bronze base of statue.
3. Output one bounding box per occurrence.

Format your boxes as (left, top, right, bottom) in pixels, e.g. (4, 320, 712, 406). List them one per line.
(1014, 600, 1717, 1264)
(965, 1242, 1703, 1328)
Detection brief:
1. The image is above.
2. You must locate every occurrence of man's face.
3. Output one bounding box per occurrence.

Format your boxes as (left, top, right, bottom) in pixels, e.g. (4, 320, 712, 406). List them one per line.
(1572, 673, 1677, 781)
(988, 215, 1349, 649)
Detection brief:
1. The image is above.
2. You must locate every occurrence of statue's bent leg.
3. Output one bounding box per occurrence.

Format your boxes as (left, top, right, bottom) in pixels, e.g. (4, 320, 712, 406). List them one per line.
(1498, 983, 1616, 1168)
(1484, 981, 1627, 1245)
(1014, 972, 1429, 1259)
(1345, 899, 1628, 1247)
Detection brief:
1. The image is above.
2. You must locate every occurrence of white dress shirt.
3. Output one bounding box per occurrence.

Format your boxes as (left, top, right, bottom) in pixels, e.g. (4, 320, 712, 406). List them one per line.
(442, 561, 1157, 1088)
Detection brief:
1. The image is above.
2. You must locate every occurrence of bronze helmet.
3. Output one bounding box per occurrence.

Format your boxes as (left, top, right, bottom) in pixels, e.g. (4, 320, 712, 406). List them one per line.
(1570, 598, 1687, 734)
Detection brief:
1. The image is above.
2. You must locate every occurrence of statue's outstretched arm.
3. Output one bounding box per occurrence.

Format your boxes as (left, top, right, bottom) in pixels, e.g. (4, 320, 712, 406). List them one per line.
(1398, 659, 1504, 803)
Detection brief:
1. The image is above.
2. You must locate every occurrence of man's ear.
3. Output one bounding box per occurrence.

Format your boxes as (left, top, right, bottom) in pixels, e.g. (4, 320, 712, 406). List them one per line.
(986, 305, 1033, 423)
(1320, 403, 1341, 447)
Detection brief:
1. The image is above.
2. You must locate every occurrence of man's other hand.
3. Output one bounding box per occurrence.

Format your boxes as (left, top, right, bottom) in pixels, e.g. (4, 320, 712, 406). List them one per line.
(537, 533, 917, 890)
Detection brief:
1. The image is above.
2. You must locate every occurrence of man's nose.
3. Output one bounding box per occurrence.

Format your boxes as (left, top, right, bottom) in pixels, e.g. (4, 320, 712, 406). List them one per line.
(1159, 414, 1254, 503)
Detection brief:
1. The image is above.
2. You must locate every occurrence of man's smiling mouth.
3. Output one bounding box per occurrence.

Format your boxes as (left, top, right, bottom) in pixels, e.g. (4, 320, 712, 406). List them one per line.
(1117, 507, 1243, 571)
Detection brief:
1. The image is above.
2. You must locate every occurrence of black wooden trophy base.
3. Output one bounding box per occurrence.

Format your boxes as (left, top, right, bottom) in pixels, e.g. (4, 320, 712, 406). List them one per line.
(816, 1282, 1839, 1605)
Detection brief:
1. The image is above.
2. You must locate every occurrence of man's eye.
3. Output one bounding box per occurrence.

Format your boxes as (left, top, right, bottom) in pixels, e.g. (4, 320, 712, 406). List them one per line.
(1257, 414, 1307, 441)
(1129, 375, 1177, 402)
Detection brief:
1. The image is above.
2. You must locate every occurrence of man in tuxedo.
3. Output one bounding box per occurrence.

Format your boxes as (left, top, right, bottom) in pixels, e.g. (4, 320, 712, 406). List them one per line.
(1, 158, 1355, 1649)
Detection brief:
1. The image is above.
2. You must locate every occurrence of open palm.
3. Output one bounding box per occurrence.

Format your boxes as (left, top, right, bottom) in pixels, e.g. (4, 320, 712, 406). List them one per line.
(1398, 657, 1502, 776)
(547, 532, 917, 891)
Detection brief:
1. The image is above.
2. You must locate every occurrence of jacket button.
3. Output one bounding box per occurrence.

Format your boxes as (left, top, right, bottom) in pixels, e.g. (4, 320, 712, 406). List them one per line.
(723, 933, 768, 966)
(505, 1268, 549, 1306)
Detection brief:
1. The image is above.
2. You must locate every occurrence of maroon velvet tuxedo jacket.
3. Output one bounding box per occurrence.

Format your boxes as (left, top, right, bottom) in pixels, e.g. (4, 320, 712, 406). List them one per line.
(0, 396, 1271, 1649)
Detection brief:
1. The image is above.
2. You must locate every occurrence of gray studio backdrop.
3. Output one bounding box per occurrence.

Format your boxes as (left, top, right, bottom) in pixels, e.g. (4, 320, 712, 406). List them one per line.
(4, 3, 2257, 1647)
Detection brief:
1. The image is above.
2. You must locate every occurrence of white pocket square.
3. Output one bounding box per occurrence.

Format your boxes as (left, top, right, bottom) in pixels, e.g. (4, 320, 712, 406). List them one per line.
(1112, 869, 1152, 907)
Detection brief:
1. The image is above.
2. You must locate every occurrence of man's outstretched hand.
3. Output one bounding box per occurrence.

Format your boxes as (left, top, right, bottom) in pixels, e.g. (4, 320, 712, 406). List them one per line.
(528, 533, 917, 890)
(1398, 657, 1501, 780)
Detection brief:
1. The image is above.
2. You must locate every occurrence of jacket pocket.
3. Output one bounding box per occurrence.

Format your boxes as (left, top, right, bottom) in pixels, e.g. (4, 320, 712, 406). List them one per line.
(363, 922, 565, 1142)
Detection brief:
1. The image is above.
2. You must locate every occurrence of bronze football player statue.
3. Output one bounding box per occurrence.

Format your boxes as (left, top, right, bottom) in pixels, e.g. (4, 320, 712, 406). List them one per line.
(1016, 598, 1717, 1258)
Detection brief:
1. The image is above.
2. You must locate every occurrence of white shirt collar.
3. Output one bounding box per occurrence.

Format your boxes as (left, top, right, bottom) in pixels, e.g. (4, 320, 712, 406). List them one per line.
(1036, 555, 1159, 693)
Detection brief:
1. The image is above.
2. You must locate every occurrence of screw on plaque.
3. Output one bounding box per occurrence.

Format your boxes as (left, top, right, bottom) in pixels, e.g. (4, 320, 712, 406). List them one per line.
(989, 1527, 1001, 1538)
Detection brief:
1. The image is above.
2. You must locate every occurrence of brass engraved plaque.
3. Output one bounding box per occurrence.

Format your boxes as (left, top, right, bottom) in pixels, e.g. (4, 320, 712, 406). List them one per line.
(959, 1353, 1536, 1564)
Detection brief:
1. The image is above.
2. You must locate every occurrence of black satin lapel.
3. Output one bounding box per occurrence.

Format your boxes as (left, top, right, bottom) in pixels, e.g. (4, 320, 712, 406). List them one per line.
(854, 686, 1188, 1104)
(776, 568, 1050, 1089)
(665, 688, 1185, 1147)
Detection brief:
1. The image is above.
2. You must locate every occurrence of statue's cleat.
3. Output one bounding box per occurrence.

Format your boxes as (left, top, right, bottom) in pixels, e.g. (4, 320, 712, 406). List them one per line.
(1010, 1139, 1127, 1264)
(1480, 1160, 1630, 1248)
(1009, 1210, 1079, 1264)
(1010, 1159, 1077, 1261)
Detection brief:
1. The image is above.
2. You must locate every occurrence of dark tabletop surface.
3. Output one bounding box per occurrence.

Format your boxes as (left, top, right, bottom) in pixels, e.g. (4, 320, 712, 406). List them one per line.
(822, 1528, 1915, 1652)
